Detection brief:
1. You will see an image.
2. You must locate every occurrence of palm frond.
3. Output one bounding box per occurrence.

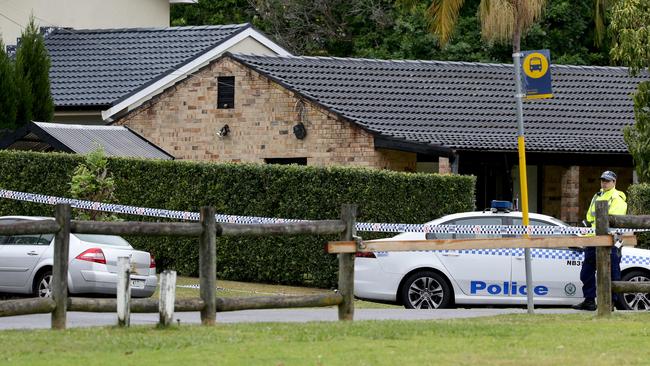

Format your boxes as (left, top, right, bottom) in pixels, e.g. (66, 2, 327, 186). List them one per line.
(427, 0, 466, 46)
(480, 0, 545, 44)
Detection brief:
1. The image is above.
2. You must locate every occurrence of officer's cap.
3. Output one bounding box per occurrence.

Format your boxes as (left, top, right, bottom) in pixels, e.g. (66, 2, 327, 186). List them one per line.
(600, 170, 617, 181)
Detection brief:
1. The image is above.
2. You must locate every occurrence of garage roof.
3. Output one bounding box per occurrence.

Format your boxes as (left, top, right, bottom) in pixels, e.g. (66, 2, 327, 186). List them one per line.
(0, 122, 173, 160)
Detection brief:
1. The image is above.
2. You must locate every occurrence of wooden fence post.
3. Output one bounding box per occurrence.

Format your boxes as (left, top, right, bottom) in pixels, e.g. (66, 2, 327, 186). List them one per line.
(159, 270, 177, 327)
(338, 204, 357, 321)
(52, 204, 70, 330)
(117, 256, 131, 327)
(596, 201, 612, 317)
(200, 206, 217, 325)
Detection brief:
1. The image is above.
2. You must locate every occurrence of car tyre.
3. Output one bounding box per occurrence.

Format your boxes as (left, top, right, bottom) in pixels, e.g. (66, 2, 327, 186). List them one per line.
(619, 270, 650, 311)
(401, 270, 451, 309)
(33, 269, 53, 298)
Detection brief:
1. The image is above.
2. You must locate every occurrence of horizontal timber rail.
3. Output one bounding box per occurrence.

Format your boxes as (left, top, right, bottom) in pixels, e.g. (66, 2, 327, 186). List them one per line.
(0, 294, 343, 317)
(609, 215, 650, 229)
(612, 282, 650, 293)
(326, 235, 635, 254)
(0, 219, 59, 235)
(71, 219, 346, 237)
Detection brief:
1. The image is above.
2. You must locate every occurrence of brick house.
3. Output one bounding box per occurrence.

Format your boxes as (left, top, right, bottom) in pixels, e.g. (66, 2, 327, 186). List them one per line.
(110, 53, 647, 223)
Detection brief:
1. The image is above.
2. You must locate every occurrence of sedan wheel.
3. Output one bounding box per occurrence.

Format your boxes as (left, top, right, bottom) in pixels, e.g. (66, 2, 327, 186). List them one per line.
(401, 270, 451, 309)
(34, 270, 53, 298)
(620, 271, 650, 311)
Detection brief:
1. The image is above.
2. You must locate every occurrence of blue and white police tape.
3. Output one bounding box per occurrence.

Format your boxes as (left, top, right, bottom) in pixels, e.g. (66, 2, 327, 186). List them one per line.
(0, 188, 642, 236)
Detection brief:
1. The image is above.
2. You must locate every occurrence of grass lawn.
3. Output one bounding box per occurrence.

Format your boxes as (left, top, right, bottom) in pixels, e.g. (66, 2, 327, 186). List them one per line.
(1, 313, 650, 365)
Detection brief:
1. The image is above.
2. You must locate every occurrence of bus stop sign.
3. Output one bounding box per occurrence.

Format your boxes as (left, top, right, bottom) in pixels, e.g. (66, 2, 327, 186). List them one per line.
(521, 49, 553, 99)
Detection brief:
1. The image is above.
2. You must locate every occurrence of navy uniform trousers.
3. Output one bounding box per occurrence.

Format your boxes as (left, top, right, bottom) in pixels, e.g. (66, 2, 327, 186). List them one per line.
(580, 246, 622, 301)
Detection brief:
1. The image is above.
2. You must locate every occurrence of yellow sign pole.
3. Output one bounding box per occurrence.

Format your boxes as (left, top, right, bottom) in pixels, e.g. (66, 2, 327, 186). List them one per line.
(517, 135, 530, 228)
(513, 51, 534, 314)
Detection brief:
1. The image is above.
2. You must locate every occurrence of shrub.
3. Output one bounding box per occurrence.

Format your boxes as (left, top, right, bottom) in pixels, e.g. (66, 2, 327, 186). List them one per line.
(0, 150, 475, 287)
(627, 183, 650, 249)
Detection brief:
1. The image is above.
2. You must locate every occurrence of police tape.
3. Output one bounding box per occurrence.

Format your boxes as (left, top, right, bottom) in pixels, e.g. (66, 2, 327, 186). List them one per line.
(0, 188, 643, 236)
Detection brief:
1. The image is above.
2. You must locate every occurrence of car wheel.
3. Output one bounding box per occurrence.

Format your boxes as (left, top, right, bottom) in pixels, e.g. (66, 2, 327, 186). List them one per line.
(619, 270, 650, 311)
(33, 270, 53, 298)
(401, 270, 451, 309)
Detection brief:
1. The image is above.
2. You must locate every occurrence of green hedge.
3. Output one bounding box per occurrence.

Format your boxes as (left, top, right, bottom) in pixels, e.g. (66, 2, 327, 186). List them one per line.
(627, 183, 650, 249)
(0, 150, 476, 288)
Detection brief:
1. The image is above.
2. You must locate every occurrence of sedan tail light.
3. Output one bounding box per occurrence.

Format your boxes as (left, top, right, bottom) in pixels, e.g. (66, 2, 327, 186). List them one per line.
(75, 248, 107, 264)
(150, 255, 156, 269)
(355, 252, 376, 258)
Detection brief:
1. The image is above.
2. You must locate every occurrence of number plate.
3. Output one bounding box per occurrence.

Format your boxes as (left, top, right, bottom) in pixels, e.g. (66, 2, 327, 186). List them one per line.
(130, 279, 145, 289)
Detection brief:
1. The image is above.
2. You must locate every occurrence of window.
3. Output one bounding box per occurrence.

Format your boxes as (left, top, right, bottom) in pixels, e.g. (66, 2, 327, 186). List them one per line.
(74, 234, 131, 247)
(426, 217, 503, 240)
(265, 158, 307, 165)
(217, 76, 235, 109)
(4, 234, 53, 245)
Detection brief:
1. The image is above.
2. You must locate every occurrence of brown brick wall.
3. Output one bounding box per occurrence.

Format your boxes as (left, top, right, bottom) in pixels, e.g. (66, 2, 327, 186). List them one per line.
(116, 58, 416, 171)
(543, 165, 634, 224)
(560, 166, 579, 224)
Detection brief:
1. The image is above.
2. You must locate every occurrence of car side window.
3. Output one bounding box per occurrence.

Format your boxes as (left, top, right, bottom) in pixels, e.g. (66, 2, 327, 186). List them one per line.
(426, 217, 502, 239)
(5, 234, 46, 245)
(511, 218, 571, 249)
(0, 219, 54, 246)
(453, 217, 503, 239)
(0, 219, 19, 245)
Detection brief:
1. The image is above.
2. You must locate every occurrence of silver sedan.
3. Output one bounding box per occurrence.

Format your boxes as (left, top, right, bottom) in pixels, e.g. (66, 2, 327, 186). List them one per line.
(0, 216, 157, 298)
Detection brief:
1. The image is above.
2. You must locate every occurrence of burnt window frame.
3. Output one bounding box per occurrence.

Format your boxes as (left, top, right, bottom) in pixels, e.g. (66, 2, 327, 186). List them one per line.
(264, 158, 308, 166)
(217, 76, 235, 109)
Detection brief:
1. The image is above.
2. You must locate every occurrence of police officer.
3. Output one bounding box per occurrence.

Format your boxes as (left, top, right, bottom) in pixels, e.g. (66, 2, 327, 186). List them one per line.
(572, 170, 627, 311)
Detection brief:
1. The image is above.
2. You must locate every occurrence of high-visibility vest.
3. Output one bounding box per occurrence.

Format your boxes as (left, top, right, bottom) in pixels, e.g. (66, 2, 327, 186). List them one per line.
(586, 187, 627, 227)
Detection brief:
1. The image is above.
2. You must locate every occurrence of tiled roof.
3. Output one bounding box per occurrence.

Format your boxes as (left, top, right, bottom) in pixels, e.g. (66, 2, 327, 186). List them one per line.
(230, 54, 647, 153)
(0, 122, 173, 160)
(46, 24, 251, 108)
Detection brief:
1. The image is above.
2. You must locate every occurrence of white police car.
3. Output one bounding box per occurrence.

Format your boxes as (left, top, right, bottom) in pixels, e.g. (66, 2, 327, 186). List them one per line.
(354, 204, 650, 310)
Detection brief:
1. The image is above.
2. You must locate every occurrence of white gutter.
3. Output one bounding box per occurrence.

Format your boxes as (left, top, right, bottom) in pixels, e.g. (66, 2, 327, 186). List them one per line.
(102, 27, 291, 122)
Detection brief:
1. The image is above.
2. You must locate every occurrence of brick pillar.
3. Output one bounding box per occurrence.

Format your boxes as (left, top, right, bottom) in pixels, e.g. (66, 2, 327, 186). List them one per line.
(438, 157, 451, 174)
(560, 166, 580, 225)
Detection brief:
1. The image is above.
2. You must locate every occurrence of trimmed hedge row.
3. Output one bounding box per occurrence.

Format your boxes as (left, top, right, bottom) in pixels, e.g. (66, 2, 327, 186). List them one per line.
(627, 183, 650, 249)
(0, 150, 476, 288)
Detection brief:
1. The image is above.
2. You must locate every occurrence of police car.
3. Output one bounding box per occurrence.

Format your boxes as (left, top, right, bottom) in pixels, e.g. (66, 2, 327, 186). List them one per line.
(354, 202, 650, 310)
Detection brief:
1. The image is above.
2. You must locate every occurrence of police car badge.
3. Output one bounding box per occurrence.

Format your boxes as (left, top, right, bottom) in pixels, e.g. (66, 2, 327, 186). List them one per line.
(564, 283, 577, 296)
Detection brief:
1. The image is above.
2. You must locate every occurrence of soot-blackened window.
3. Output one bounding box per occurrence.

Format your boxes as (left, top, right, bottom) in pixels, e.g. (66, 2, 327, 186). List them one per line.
(217, 76, 235, 109)
(265, 158, 307, 165)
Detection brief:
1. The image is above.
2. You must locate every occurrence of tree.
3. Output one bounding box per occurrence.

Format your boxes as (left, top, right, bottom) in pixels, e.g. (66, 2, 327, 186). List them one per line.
(70, 147, 118, 221)
(171, 0, 609, 64)
(0, 39, 17, 131)
(15, 16, 53, 125)
(171, 0, 255, 26)
(610, 0, 650, 182)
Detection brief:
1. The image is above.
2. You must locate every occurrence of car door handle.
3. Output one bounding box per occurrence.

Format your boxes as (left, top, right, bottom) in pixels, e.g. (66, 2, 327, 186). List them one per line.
(442, 252, 461, 257)
(27, 251, 39, 256)
(514, 256, 531, 260)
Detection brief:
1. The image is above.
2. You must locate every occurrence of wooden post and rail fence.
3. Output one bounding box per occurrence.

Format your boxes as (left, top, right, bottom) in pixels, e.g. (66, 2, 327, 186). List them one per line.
(2, 200, 650, 329)
(0, 204, 356, 329)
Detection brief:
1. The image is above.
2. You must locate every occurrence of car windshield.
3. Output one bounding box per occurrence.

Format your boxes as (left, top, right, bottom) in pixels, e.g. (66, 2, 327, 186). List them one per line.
(74, 234, 132, 247)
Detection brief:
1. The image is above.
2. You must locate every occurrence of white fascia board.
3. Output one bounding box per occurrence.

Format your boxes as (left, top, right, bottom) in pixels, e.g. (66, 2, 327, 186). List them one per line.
(102, 27, 291, 122)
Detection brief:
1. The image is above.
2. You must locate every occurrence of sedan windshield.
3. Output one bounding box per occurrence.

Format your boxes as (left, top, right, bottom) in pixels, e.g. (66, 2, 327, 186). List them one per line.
(74, 234, 132, 247)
